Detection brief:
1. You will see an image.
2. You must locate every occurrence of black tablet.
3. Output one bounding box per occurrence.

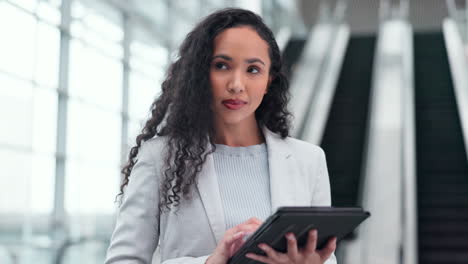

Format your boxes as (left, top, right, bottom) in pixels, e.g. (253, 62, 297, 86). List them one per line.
(228, 206, 371, 264)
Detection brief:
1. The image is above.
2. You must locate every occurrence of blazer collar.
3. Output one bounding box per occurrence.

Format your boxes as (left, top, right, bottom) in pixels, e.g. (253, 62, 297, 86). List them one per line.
(262, 126, 298, 212)
(196, 127, 298, 244)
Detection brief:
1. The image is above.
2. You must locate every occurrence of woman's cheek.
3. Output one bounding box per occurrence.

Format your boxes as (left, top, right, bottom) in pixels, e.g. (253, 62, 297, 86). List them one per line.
(209, 72, 224, 94)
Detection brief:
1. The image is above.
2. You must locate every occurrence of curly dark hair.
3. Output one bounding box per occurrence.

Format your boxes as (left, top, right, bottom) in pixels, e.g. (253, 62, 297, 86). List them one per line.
(118, 8, 292, 215)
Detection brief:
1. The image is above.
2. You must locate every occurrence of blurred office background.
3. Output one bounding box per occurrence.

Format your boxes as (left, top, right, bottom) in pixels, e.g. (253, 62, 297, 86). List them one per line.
(0, 0, 467, 263)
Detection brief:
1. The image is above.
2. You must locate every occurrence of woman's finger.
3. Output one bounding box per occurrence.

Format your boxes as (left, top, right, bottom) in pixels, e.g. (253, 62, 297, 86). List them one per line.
(304, 229, 318, 254)
(229, 237, 246, 257)
(246, 217, 263, 226)
(245, 252, 270, 264)
(317, 237, 337, 261)
(258, 243, 279, 259)
(285, 232, 299, 260)
(228, 225, 252, 237)
(242, 222, 262, 231)
(223, 231, 244, 250)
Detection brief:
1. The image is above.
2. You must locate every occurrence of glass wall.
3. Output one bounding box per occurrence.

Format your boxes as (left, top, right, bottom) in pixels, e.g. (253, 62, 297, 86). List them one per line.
(0, 1, 61, 263)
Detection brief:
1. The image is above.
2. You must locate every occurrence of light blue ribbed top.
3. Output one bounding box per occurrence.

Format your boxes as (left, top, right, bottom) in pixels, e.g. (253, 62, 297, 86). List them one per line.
(213, 143, 272, 230)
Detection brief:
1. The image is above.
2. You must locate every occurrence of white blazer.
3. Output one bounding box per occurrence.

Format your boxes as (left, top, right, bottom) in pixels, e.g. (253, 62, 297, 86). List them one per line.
(105, 127, 337, 264)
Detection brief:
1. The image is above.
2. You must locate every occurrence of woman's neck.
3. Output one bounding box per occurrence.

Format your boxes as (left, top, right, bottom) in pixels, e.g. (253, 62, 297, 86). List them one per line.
(214, 120, 265, 147)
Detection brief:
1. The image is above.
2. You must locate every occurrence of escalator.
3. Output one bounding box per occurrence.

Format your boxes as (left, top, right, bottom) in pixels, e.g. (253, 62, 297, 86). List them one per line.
(282, 34, 375, 259)
(320, 35, 376, 207)
(282, 38, 306, 78)
(414, 32, 468, 264)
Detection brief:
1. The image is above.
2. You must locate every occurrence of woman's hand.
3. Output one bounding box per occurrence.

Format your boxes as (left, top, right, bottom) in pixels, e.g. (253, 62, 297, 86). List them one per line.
(206, 217, 263, 264)
(245, 229, 337, 264)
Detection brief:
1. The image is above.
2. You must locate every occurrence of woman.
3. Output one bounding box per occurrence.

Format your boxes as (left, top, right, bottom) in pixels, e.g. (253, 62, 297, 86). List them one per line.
(105, 8, 337, 264)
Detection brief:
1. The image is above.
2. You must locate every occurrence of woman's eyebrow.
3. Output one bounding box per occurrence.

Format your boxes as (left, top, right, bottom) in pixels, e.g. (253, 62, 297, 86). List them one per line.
(212, 54, 265, 66)
(245, 58, 265, 66)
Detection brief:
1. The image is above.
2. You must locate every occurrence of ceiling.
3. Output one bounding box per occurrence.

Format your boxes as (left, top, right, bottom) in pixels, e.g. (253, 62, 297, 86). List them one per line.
(298, 0, 452, 35)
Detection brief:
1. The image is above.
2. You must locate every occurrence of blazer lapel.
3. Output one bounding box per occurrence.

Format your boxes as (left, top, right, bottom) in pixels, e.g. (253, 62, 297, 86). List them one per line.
(196, 152, 226, 245)
(263, 127, 299, 212)
(195, 127, 300, 244)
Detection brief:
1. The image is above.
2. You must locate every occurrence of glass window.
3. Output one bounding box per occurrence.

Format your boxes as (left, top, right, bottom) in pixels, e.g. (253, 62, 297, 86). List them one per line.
(133, 0, 167, 29)
(0, 3, 36, 79)
(71, 1, 123, 58)
(172, 0, 200, 19)
(65, 160, 120, 215)
(200, 5, 222, 17)
(70, 24, 123, 59)
(12, 0, 37, 12)
(0, 74, 33, 149)
(36, 0, 61, 25)
(67, 100, 122, 165)
(172, 16, 195, 48)
(47, 0, 61, 8)
(82, 13, 123, 43)
(32, 87, 57, 154)
(30, 154, 55, 214)
(130, 41, 168, 71)
(128, 71, 162, 121)
(59, 240, 108, 264)
(127, 119, 144, 149)
(35, 22, 60, 88)
(0, 149, 32, 214)
(69, 40, 123, 111)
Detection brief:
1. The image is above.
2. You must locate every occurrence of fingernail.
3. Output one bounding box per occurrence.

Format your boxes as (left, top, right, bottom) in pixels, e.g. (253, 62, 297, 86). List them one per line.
(258, 244, 266, 250)
(286, 233, 294, 240)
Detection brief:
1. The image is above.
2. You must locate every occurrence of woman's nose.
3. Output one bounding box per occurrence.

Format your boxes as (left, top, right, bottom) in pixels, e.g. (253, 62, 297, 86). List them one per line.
(227, 72, 245, 94)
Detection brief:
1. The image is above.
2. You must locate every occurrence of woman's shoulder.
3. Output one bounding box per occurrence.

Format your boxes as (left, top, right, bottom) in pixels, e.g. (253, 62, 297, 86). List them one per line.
(141, 135, 168, 149)
(282, 136, 326, 160)
(136, 136, 169, 161)
(263, 127, 325, 159)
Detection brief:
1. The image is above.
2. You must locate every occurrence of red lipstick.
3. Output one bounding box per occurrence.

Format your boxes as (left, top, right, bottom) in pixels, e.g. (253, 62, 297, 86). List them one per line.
(222, 99, 247, 110)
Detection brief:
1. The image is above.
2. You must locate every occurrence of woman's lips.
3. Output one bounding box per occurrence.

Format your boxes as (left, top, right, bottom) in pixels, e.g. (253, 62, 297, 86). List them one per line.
(222, 99, 247, 110)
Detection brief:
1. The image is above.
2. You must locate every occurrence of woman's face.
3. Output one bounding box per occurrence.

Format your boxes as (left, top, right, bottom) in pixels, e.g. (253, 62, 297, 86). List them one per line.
(209, 26, 272, 127)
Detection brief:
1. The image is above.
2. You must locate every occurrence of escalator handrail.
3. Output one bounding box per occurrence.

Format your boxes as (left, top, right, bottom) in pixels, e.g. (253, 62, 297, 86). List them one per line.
(301, 23, 350, 145)
(276, 26, 292, 53)
(401, 22, 418, 264)
(443, 18, 468, 163)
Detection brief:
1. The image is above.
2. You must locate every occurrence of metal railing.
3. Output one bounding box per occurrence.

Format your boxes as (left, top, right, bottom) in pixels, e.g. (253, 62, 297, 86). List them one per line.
(300, 23, 349, 144)
(443, 17, 468, 163)
(289, 0, 350, 139)
(276, 26, 292, 52)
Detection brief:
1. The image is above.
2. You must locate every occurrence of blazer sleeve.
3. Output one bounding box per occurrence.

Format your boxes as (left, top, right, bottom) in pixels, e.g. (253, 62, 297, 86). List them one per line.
(105, 140, 160, 264)
(312, 147, 338, 264)
(161, 256, 210, 264)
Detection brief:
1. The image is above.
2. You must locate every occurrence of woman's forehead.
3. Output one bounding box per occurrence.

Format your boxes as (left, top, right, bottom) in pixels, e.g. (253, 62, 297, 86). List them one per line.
(212, 26, 270, 63)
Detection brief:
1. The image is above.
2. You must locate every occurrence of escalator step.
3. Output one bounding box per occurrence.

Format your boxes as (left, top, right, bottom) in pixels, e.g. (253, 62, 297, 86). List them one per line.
(320, 35, 376, 208)
(419, 251, 468, 264)
(418, 208, 468, 220)
(419, 221, 468, 235)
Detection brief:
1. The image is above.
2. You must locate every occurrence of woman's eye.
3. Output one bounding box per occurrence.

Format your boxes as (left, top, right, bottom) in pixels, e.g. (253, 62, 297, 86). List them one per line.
(214, 62, 227, 70)
(248, 66, 260, 74)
